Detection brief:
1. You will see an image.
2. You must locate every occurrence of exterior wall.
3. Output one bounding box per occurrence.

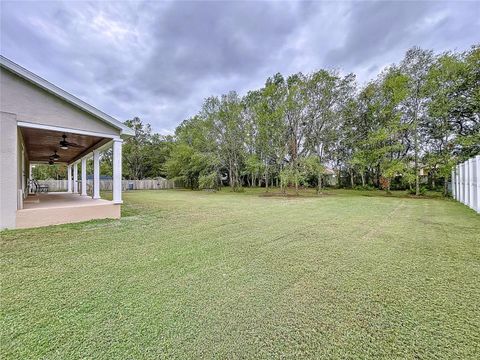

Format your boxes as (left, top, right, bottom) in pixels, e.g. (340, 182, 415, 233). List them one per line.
(0, 69, 120, 137)
(0, 112, 18, 229)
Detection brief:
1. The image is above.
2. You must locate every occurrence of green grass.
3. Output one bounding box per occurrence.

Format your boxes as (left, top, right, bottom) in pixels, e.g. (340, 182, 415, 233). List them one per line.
(1, 189, 479, 359)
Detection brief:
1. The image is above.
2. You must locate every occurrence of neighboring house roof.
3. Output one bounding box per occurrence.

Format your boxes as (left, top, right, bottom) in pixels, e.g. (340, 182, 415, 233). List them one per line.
(323, 167, 335, 175)
(0, 55, 134, 136)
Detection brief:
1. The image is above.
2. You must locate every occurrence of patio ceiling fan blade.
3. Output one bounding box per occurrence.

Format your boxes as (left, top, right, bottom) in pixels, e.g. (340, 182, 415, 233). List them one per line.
(66, 142, 83, 148)
(60, 134, 83, 149)
(49, 150, 60, 161)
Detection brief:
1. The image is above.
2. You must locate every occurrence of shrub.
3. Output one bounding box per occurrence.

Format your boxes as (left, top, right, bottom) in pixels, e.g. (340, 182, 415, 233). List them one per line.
(379, 176, 390, 191)
(408, 186, 427, 196)
(199, 172, 218, 190)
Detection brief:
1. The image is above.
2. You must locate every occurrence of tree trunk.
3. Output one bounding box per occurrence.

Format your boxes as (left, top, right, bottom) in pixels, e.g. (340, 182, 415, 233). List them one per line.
(361, 173, 365, 187)
(350, 169, 354, 188)
(317, 173, 321, 195)
(229, 162, 234, 190)
(414, 101, 420, 196)
(265, 169, 269, 192)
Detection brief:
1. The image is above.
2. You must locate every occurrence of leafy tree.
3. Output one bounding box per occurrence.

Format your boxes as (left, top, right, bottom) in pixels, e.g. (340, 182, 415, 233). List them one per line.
(123, 117, 152, 180)
(400, 47, 434, 195)
(165, 143, 219, 189)
(301, 155, 325, 194)
(424, 46, 480, 195)
(31, 163, 67, 180)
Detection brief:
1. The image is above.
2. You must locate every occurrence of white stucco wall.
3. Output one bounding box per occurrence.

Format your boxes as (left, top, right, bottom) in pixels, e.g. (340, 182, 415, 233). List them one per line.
(0, 112, 18, 229)
(0, 68, 120, 136)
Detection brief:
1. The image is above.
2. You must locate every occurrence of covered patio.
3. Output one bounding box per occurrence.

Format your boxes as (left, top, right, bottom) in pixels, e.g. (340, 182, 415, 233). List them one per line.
(17, 192, 118, 229)
(15, 124, 125, 228)
(1, 55, 133, 229)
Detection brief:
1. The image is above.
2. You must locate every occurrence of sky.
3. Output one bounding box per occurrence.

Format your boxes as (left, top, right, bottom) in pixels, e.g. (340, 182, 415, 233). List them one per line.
(1, 1, 479, 134)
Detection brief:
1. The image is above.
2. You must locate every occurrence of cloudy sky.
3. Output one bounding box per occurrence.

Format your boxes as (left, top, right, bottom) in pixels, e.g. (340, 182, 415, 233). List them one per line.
(1, 1, 478, 134)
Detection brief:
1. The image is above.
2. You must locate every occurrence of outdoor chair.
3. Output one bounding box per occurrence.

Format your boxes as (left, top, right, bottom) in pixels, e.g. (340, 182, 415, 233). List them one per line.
(31, 179, 49, 193)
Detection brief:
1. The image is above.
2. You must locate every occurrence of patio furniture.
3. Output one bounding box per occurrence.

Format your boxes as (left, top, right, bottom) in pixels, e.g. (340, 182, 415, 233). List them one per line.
(30, 179, 49, 193)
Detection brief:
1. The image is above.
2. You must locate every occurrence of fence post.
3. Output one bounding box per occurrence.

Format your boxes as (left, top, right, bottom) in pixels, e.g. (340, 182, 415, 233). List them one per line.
(455, 164, 460, 201)
(466, 160, 470, 207)
(451, 168, 455, 199)
(454, 165, 457, 200)
(468, 158, 474, 210)
(476, 155, 480, 213)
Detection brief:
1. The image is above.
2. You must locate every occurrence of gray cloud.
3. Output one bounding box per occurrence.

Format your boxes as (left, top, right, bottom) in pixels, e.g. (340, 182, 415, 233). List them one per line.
(1, 0, 478, 134)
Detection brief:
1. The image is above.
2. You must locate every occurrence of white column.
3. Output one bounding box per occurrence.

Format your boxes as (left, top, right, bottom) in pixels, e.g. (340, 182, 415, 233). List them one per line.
(460, 163, 465, 204)
(81, 157, 87, 196)
(451, 168, 455, 199)
(93, 150, 100, 199)
(112, 139, 123, 204)
(73, 163, 78, 193)
(67, 164, 72, 193)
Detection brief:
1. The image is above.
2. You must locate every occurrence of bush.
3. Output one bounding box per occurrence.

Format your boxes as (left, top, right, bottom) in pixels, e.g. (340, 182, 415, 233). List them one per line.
(199, 172, 218, 190)
(408, 186, 427, 196)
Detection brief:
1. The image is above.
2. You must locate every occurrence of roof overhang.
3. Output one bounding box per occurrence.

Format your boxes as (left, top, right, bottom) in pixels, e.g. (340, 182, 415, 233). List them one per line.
(0, 55, 134, 137)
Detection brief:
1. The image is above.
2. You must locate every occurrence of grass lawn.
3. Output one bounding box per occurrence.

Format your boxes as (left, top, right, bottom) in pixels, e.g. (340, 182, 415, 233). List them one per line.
(1, 189, 479, 359)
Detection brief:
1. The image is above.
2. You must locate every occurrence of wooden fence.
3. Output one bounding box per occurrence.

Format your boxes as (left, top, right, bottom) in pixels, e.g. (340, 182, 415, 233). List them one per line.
(37, 178, 175, 192)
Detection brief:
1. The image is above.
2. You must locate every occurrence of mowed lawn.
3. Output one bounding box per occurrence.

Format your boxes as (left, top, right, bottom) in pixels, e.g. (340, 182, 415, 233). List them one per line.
(1, 190, 479, 359)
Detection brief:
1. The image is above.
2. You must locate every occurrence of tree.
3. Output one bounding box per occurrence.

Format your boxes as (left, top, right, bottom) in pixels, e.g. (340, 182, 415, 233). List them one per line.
(203, 92, 245, 191)
(255, 74, 287, 190)
(424, 46, 480, 195)
(400, 47, 434, 195)
(123, 117, 152, 180)
(304, 70, 355, 190)
(144, 134, 174, 178)
(301, 155, 325, 194)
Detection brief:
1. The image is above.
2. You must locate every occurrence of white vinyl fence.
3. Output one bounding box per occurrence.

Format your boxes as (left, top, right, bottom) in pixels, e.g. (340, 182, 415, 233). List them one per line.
(37, 178, 175, 193)
(452, 155, 480, 213)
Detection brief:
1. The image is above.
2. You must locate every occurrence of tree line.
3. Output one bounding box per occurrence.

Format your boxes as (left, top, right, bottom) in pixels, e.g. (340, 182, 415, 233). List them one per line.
(163, 45, 478, 195)
(35, 45, 478, 195)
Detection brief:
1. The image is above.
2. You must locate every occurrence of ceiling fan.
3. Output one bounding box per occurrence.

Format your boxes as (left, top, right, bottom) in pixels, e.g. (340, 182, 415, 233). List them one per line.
(49, 150, 60, 162)
(59, 134, 82, 149)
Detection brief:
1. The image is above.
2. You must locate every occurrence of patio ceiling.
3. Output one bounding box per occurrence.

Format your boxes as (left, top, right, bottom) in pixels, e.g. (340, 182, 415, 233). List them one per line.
(20, 127, 109, 163)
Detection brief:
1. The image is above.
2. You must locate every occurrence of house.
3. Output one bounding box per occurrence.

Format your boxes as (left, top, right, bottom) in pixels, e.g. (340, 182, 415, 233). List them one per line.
(0, 56, 134, 229)
(321, 167, 336, 186)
